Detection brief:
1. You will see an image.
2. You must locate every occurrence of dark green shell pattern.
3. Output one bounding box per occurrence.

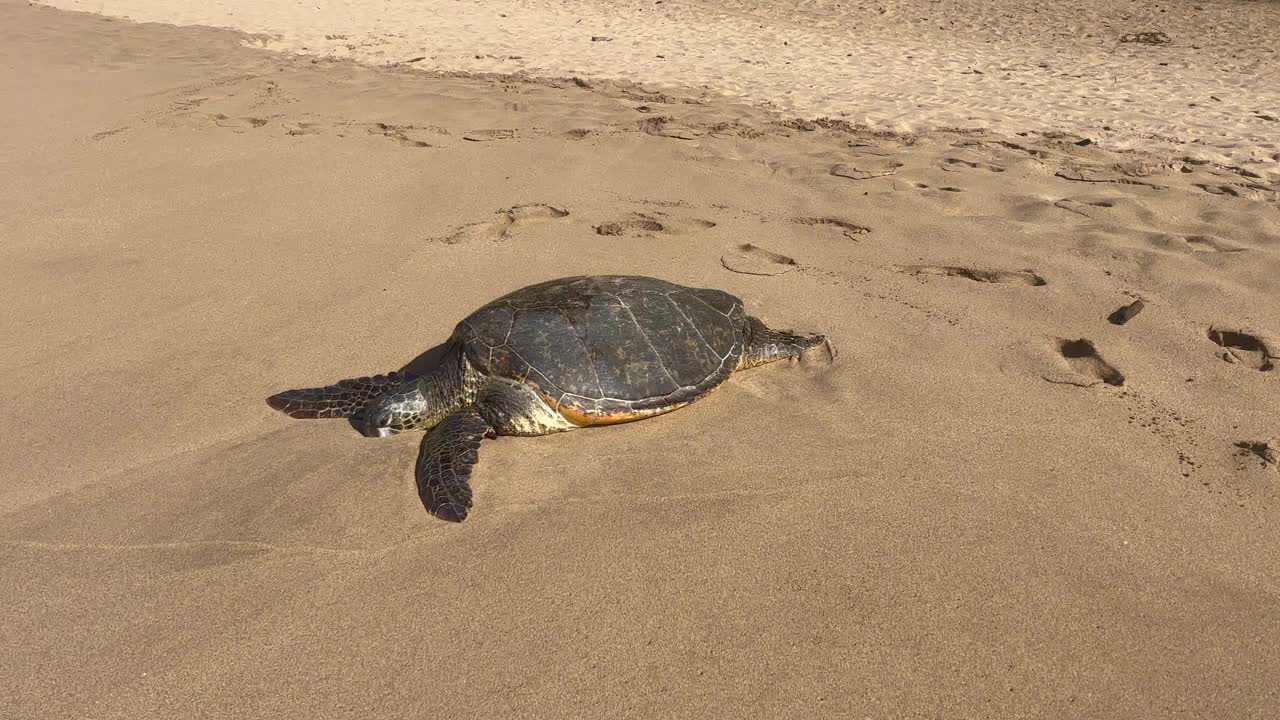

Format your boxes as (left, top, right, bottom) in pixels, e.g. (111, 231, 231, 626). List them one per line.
(457, 276, 747, 421)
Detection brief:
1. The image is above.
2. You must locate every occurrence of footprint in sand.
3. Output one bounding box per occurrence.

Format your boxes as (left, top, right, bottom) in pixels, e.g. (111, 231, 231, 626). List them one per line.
(941, 157, 1006, 173)
(1107, 299, 1145, 326)
(792, 217, 871, 239)
(720, 244, 798, 276)
(595, 216, 663, 235)
(830, 159, 901, 180)
(1208, 328, 1275, 371)
(1039, 338, 1126, 387)
(366, 122, 437, 148)
(649, 126, 702, 140)
(462, 129, 517, 142)
(429, 205, 569, 244)
(902, 265, 1048, 287)
(282, 122, 322, 136)
(1053, 196, 1117, 218)
(1055, 166, 1168, 189)
(1001, 337, 1125, 388)
(594, 212, 716, 237)
(208, 114, 269, 131)
(1234, 439, 1279, 472)
(637, 117, 703, 140)
(1195, 182, 1280, 202)
(1182, 235, 1246, 254)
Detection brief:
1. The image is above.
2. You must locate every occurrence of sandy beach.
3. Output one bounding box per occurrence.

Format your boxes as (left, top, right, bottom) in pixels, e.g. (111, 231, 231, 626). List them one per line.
(3, 0, 1279, 717)
(35, 0, 1280, 180)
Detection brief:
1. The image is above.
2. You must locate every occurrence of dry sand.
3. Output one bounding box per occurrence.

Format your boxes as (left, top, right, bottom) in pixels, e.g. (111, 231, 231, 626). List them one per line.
(35, 0, 1280, 180)
(3, 0, 1280, 718)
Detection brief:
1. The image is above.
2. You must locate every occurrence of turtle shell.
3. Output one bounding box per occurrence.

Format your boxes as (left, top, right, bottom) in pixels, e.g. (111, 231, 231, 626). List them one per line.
(457, 275, 747, 425)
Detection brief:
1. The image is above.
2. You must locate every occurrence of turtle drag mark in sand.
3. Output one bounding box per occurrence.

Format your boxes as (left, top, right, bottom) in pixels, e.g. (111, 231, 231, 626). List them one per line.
(267, 275, 828, 522)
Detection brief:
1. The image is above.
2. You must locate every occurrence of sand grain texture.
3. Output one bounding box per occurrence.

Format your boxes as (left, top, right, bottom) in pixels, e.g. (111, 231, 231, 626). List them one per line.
(2, 2, 1279, 718)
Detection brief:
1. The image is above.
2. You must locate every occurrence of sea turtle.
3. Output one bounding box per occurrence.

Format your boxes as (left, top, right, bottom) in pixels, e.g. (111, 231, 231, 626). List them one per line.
(267, 275, 827, 522)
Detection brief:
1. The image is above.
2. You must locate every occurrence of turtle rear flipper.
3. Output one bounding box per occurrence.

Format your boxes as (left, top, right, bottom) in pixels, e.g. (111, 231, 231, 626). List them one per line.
(416, 410, 494, 522)
(266, 372, 413, 419)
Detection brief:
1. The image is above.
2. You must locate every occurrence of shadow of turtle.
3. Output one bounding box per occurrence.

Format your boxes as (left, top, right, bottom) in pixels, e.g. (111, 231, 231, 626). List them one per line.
(396, 341, 454, 378)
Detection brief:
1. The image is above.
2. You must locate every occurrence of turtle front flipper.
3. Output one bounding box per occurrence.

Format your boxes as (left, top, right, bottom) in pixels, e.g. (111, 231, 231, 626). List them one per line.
(416, 410, 495, 522)
(738, 316, 830, 369)
(266, 372, 412, 419)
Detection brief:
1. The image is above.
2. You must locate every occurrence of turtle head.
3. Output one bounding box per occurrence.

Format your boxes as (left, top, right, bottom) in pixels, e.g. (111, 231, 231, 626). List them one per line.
(353, 385, 431, 438)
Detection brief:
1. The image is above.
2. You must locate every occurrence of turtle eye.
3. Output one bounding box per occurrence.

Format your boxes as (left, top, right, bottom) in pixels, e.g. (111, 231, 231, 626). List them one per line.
(354, 403, 395, 438)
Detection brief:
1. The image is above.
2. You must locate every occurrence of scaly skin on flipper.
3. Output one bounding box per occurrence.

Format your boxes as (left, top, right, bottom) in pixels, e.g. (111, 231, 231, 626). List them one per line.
(737, 316, 828, 369)
(416, 410, 493, 522)
(266, 372, 414, 419)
